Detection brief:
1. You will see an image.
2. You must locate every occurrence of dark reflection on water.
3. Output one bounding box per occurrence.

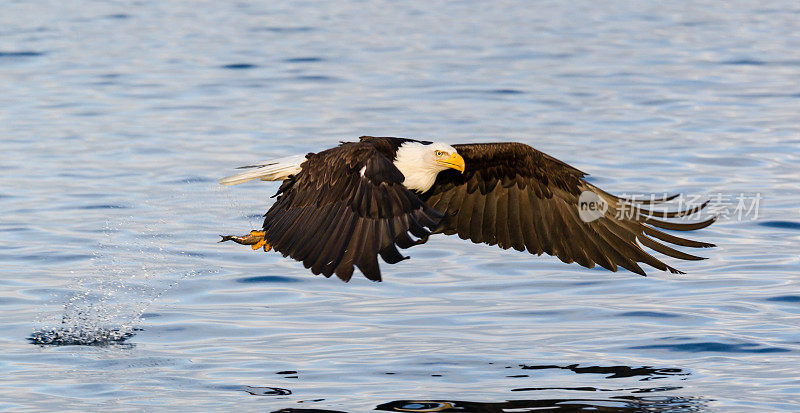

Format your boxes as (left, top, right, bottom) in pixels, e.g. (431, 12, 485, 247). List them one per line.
(518, 364, 688, 380)
(271, 395, 706, 412)
(262, 364, 702, 412)
(373, 396, 706, 412)
(244, 386, 292, 396)
(511, 385, 682, 393)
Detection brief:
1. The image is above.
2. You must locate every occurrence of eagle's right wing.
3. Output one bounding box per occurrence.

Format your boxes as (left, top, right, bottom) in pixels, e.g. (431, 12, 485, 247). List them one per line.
(422, 142, 715, 276)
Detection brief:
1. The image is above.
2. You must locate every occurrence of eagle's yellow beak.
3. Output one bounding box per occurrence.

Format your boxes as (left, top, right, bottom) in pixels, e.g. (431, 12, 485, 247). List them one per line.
(438, 152, 466, 173)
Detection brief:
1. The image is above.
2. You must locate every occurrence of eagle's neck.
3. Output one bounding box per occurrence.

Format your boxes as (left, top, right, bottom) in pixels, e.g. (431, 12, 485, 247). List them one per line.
(393, 142, 439, 193)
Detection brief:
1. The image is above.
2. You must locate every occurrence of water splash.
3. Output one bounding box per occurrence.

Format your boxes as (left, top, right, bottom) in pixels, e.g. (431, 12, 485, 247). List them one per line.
(30, 215, 210, 347)
(28, 323, 139, 346)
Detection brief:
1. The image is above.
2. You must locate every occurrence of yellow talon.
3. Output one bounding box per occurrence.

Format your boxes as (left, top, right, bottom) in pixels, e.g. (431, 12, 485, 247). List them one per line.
(252, 239, 267, 250)
(220, 230, 270, 252)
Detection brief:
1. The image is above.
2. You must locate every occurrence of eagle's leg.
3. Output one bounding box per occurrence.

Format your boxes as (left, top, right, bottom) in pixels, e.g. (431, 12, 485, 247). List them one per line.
(219, 230, 271, 252)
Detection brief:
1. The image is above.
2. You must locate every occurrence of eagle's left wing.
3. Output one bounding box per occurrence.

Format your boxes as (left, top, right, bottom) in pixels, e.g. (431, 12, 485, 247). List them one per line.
(421, 143, 715, 276)
(260, 142, 441, 282)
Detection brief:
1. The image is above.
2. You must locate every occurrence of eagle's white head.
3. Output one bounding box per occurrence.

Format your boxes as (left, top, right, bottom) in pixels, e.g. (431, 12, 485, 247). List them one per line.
(393, 141, 465, 193)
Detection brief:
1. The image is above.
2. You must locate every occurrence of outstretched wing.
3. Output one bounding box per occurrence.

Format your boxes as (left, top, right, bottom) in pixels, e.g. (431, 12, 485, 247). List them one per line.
(262, 142, 441, 282)
(421, 143, 715, 275)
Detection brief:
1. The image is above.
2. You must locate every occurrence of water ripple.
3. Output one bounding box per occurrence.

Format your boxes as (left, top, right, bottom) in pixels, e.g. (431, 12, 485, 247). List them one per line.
(631, 342, 791, 353)
(253, 26, 315, 33)
(236, 275, 302, 284)
(221, 63, 258, 70)
(0, 51, 44, 58)
(283, 57, 325, 63)
(758, 221, 800, 230)
(616, 311, 681, 318)
(766, 295, 800, 303)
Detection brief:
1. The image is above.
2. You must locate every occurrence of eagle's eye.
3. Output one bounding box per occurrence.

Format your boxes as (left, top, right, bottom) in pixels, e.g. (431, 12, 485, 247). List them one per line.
(435, 150, 445, 157)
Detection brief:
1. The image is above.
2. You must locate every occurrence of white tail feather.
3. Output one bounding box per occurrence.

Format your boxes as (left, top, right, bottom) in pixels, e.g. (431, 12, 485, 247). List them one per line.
(219, 154, 305, 185)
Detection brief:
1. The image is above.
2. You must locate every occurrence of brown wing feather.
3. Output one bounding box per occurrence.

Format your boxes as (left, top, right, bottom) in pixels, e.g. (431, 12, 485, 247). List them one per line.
(422, 143, 715, 276)
(262, 142, 440, 282)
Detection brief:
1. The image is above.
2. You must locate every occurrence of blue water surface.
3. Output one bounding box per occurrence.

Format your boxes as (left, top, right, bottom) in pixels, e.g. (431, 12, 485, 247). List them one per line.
(1, 1, 799, 411)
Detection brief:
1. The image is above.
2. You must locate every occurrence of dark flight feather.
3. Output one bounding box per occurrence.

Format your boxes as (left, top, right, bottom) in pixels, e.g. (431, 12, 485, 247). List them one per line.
(422, 142, 715, 277)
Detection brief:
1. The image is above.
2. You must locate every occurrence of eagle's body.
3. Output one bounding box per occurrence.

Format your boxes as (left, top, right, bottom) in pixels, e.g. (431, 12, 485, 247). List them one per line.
(220, 136, 714, 282)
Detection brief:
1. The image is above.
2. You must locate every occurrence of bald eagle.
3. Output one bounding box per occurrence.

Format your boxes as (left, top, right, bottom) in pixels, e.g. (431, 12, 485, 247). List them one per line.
(219, 136, 714, 282)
